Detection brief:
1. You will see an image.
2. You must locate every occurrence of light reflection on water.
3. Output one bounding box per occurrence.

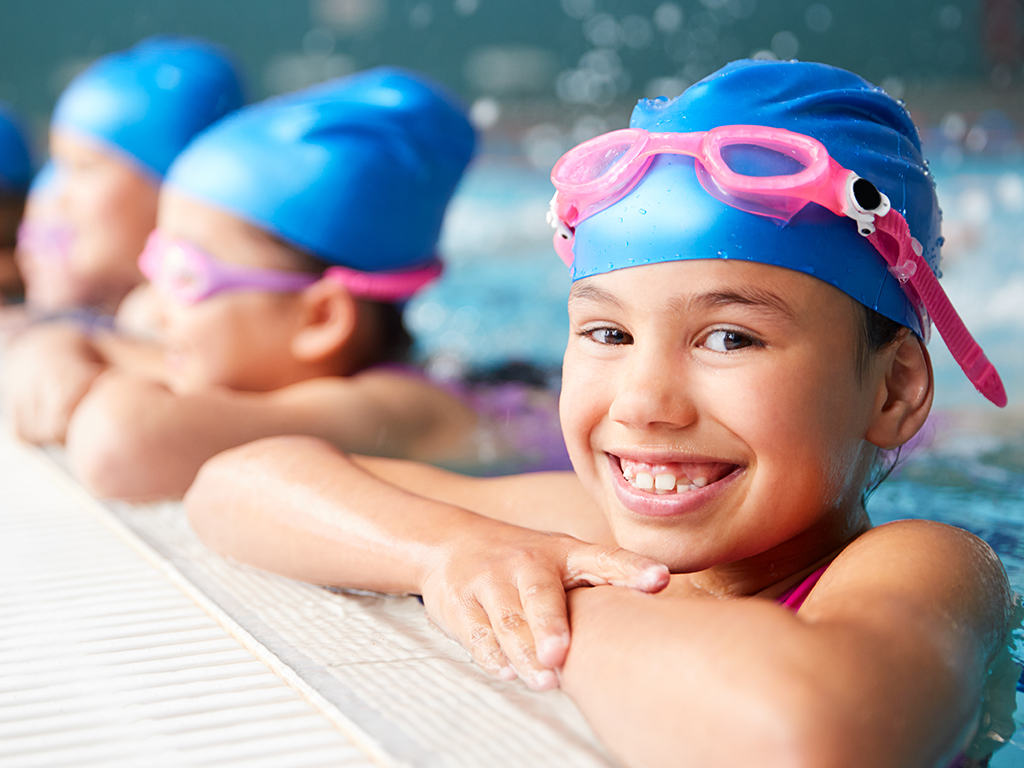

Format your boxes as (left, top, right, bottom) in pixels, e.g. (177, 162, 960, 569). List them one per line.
(417, 153, 1024, 763)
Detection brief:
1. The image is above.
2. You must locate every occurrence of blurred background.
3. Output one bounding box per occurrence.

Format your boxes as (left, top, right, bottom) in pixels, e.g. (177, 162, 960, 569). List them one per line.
(1, 0, 1021, 399)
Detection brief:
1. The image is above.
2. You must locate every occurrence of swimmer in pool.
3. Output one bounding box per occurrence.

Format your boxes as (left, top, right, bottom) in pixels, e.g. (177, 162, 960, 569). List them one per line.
(0, 102, 33, 300)
(24, 35, 244, 314)
(184, 60, 1017, 766)
(7, 67, 552, 501)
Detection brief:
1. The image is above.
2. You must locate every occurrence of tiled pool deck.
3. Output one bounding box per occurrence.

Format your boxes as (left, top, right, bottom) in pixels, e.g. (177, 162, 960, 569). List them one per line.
(0, 435, 614, 768)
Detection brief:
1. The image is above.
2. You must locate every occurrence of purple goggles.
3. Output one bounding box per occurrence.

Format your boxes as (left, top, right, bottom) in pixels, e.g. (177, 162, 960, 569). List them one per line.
(138, 230, 443, 305)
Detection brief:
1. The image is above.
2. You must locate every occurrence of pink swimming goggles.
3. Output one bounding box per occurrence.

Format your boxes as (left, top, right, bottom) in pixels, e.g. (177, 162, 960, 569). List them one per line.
(547, 125, 1007, 408)
(138, 230, 443, 306)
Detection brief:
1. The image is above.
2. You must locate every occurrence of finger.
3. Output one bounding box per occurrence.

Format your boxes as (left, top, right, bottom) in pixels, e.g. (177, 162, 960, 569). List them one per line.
(481, 589, 559, 691)
(565, 545, 671, 593)
(446, 598, 517, 682)
(517, 575, 571, 669)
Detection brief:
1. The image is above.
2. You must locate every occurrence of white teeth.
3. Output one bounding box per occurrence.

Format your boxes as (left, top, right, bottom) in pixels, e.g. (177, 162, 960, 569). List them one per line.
(624, 465, 714, 494)
(654, 473, 676, 491)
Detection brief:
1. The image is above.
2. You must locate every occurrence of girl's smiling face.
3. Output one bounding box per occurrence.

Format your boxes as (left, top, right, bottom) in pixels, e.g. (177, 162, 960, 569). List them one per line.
(560, 259, 883, 581)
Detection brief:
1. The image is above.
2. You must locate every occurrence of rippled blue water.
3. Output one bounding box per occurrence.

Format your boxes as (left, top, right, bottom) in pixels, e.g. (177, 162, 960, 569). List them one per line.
(413, 153, 1024, 764)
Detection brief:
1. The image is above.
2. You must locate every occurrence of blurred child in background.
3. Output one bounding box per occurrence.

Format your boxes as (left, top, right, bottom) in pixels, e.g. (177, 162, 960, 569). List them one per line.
(22, 35, 244, 316)
(7, 67, 565, 500)
(0, 102, 33, 301)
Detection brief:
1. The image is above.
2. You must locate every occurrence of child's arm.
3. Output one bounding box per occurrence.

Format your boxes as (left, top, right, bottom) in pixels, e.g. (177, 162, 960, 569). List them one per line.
(2, 322, 165, 443)
(185, 435, 670, 690)
(63, 368, 478, 500)
(4, 322, 108, 443)
(560, 521, 1012, 768)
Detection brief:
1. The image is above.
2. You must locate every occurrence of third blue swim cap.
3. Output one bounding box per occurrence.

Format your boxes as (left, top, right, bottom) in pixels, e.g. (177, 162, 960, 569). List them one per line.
(164, 67, 476, 273)
(51, 36, 245, 179)
(0, 102, 33, 194)
(572, 59, 940, 338)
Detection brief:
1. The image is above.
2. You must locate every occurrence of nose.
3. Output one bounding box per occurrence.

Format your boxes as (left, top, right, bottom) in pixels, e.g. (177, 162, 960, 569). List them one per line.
(607, 341, 697, 431)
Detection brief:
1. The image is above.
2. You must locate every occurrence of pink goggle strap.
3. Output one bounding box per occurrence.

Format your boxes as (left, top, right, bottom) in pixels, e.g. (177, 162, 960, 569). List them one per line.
(323, 260, 443, 302)
(869, 213, 1006, 407)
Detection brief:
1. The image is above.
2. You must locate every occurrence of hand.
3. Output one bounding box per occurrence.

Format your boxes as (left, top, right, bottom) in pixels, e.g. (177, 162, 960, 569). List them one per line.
(3, 323, 106, 444)
(419, 519, 669, 691)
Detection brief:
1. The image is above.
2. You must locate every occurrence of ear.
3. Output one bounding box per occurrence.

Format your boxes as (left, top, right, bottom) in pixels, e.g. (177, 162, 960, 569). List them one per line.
(289, 277, 358, 364)
(864, 331, 934, 450)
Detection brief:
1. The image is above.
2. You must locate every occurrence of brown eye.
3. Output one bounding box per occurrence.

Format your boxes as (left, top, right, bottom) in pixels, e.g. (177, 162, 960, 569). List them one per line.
(704, 329, 754, 352)
(589, 327, 632, 345)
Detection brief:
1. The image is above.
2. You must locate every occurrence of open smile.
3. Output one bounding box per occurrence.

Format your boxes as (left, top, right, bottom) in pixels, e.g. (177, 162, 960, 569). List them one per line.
(608, 453, 744, 518)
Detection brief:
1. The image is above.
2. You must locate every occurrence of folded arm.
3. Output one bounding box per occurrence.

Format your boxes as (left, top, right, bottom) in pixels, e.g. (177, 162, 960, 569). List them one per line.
(63, 367, 480, 501)
(185, 435, 669, 689)
(2, 321, 165, 444)
(561, 520, 1013, 768)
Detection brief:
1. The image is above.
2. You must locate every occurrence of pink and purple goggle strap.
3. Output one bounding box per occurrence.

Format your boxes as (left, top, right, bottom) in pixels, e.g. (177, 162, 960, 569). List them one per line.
(323, 261, 443, 303)
(548, 125, 1007, 407)
(139, 230, 443, 305)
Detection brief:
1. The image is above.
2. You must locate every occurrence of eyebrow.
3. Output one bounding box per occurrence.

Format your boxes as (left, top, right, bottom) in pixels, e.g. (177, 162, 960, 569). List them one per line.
(683, 287, 800, 323)
(567, 282, 626, 311)
(569, 280, 799, 323)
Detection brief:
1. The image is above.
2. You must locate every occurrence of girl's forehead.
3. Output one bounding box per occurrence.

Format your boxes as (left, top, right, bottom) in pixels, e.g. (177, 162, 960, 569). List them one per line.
(158, 191, 300, 271)
(569, 258, 861, 325)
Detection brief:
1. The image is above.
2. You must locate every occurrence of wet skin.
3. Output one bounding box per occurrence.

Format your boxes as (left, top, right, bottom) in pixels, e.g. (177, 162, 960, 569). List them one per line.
(560, 258, 879, 595)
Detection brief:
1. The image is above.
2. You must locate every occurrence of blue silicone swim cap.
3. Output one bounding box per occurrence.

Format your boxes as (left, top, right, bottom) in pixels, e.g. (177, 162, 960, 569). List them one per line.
(571, 59, 940, 337)
(51, 36, 245, 179)
(164, 67, 476, 273)
(0, 102, 33, 195)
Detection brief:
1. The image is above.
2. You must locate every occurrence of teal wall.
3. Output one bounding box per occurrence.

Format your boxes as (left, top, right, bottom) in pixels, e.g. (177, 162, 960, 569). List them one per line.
(0, 1, 990, 112)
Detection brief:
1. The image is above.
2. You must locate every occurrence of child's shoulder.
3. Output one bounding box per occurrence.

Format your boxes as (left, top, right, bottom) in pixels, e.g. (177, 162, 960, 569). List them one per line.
(809, 519, 1011, 643)
(838, 519, 1004, 579)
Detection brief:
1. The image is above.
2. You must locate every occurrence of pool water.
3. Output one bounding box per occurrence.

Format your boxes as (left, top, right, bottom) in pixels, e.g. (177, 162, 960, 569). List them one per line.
(411, 153, 1024, 764)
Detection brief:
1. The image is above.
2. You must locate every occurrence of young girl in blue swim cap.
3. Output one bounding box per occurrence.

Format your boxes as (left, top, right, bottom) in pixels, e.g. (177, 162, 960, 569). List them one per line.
(7, 68, 567, 499)
(25, 36, 244, 314)
(184, 60, 1016, 766)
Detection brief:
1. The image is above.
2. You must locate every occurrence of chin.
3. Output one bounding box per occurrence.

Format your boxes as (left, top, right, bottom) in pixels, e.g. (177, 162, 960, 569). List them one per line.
(607, 523, 703, 574)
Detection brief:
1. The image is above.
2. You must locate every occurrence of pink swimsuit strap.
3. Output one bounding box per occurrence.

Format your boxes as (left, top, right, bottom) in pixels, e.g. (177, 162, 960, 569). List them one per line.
(775, 565, 830, 611)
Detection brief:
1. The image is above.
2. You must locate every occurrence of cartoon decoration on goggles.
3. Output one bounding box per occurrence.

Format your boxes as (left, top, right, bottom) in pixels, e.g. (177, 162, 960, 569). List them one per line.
(548, 125, 1007, 408)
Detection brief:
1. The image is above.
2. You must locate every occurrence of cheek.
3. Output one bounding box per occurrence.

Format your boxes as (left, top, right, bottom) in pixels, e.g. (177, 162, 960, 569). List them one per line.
(178, 296, 298, 391)
(67, 170, 156, 258)
(724, 353, 869, 502)
(558, 346, 612, 469)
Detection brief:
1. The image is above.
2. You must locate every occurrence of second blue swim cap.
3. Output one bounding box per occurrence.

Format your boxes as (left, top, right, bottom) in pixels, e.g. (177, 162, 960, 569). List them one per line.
(0, 102, 33, 194)
(572, 59, 940, 338)
(165, 67, 476, 273)
(51, 36, 245, 179)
